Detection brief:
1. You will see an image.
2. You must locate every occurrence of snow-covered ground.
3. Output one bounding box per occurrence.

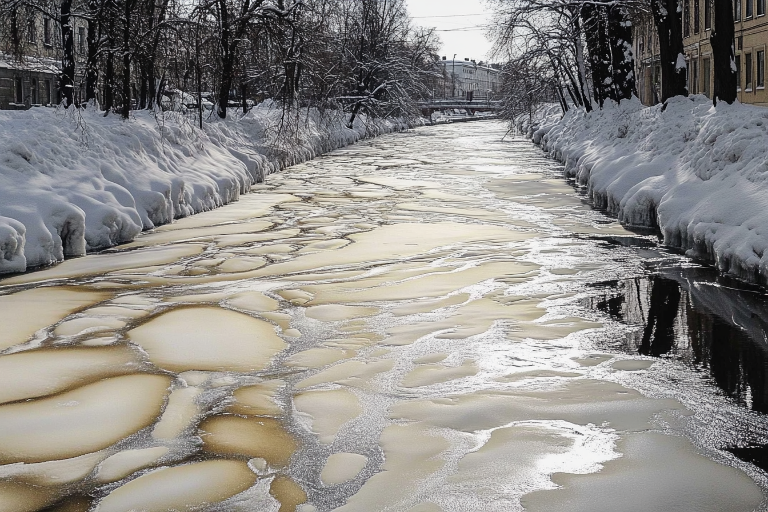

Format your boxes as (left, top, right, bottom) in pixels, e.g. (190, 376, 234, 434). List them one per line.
(532, 96, 768, 284)
(0, 104, 412, 274)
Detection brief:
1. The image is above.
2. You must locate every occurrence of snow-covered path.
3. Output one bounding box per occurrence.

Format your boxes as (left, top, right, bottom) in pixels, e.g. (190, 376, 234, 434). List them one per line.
(0, 121, 766, 512)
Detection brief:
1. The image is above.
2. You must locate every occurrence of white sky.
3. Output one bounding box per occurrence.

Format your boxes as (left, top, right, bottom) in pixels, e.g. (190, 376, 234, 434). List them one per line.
(406, 0, 495, 63)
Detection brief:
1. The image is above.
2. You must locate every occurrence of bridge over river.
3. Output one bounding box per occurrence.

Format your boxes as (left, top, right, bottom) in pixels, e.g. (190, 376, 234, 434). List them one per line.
(0, 121, 767, 512)
(418, 99, 502, 117)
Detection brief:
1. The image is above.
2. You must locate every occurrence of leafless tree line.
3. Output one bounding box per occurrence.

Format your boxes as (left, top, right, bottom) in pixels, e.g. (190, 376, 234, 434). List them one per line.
(0, 0, 441, 127)
(490, 0, 737, 121)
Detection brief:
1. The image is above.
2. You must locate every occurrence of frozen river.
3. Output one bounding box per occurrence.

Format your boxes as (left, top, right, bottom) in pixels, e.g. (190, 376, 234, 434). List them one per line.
(1, 121, 768, 512)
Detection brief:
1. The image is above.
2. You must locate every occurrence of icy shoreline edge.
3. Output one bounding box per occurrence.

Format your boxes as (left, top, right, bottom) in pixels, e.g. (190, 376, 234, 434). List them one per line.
(0, 105, 418, 275)
(530, 96, 768, 285)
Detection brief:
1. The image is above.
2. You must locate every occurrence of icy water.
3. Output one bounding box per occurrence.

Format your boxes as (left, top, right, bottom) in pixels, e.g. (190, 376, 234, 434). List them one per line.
(1, 121, 768, 512)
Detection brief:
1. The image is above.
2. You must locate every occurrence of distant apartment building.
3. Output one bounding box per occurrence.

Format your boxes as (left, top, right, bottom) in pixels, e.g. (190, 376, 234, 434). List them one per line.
(0, 9, 89, 109)
(635, 1, 768, 106)
(436, 58, 502, 102)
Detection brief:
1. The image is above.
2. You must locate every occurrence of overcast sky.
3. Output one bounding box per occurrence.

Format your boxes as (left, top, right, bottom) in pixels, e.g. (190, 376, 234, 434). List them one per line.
(406, 0, 495, 63)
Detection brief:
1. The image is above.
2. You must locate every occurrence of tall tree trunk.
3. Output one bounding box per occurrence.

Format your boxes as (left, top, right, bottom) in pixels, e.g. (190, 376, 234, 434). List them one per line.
(121, 0, 132, 118)
(241, 79, 248, 114)
(85, 1, 100, 104)
(216, 0, 232, 119)
(582, 3, 610, 107)
(557, 57, 585, 107)
(571, 12, 593, 112)
(565, 84, 579, 107)
(711, 0, 737, 104)
(10, 7, 22, 60)
(60, 0, 76, 107)
(549, 52, 581, 107)
(155, 72, 165, 109)
(139, 64, 149, 109)
(104, 48, 114, 112)
(218, 52, 234, 119)
(608, 5, 636, 102)
(651, 0, 689, 102)
(284, 60, 296, 101)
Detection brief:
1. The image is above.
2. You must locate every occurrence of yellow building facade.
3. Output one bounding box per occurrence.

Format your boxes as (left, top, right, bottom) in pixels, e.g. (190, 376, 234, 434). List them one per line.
(634, 2, 768, 106)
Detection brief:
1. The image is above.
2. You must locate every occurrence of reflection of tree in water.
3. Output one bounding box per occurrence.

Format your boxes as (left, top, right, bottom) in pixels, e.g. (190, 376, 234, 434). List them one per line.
(638, 277, 681, 357)
(590, 274, 768, 413)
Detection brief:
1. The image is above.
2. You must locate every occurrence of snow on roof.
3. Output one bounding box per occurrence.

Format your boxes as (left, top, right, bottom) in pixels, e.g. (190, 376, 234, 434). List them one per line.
(0, 53, 60, 74)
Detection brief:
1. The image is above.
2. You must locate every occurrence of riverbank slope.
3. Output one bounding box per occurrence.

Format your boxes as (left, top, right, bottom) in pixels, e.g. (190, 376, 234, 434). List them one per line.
(532, 96, 768, 285)
(0, 105, 413, 274)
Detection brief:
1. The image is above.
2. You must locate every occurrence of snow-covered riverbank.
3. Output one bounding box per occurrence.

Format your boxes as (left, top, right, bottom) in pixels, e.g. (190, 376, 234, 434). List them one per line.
(532, 96, 768, 285)
(0, 105, 413, 274)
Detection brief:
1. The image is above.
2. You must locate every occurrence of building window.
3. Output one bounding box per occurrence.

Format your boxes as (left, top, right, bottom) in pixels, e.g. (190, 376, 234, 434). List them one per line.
(703, 58, 711, 96)
(736, 54, 741, 89)
(694, 0, 701, 32)
(746, 52, 753, 90)
(692, 59, 699, 94)
(705, 0, 712, 28)
(736, 0, 742, 19)
(27, 17, 36, 43)
(30, 78, 38, 104)
(78, 26, 85, 53)
(15, 78, 23, 103)
(759, 0, 766, 15)
(43, 18, 51, 45)
(758, 50, 765, 87)
(684, 0, 691, 36)
(747, 0, 753, 17)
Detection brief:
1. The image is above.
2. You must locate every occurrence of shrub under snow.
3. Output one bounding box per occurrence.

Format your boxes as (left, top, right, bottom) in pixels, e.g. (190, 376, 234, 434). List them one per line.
(534, 95, 768, 284)
(0, 103, 413, 274)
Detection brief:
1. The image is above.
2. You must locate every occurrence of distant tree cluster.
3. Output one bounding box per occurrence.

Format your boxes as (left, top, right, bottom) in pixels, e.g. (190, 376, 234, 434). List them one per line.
(0, 0, 441, 126)
(490, 0, 641, 119)
(490, 0, 737, 119)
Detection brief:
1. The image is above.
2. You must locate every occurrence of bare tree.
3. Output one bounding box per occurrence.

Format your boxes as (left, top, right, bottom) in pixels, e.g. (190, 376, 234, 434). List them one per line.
(649, 0, 688, 101)
(490, 0, 639, 112)
(711, 0, 736, 104)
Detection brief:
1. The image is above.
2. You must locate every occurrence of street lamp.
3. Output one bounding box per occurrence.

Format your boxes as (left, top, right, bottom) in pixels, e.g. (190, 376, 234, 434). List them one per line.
(452, 53, 456, 99)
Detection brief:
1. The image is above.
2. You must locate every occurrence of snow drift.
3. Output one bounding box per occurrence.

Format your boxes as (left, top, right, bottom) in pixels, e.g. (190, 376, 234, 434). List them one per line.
(0, 104, 412, 274)
(532, 96, 768, 284)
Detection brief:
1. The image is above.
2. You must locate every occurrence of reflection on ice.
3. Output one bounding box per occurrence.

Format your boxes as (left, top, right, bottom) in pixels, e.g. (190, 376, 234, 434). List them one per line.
(0, 346, 139, 403)
(0, 374, 170, 463)
(523, 432, 763, 512)
(0, 287, 110, 351)
(201, 416, 297, 467)
(589, 269, 768, 412)
(127, 307, 286, 372)
(0, 481, 59, 512)
(94, 460, 257, 512)
(95, 446, 170, 483)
